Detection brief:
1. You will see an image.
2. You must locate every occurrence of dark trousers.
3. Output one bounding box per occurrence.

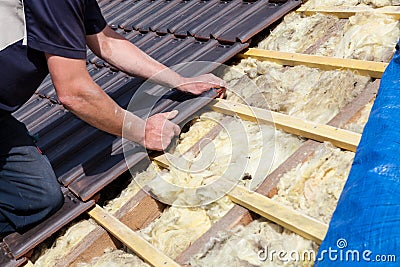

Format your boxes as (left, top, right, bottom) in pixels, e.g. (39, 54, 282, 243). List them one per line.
(0, 112, 63, 236)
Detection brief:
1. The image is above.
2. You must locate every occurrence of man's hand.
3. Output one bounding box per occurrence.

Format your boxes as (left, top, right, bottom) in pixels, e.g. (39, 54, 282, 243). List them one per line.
(178, 74, 227, 98)
(144, 110, 181, 151)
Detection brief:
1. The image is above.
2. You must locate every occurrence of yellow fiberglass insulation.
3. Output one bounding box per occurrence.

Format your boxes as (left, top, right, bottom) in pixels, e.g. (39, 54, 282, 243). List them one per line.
(224, 58, 370, 124)
(174, 111, 222, 155)
(258, 13, 340, 54)
(148, 118, 303, 207)
(334, 13, 399, 62)
(104, 164, 159, 214)
(33, 219, 98, 266)
(189, 219, 317, 267)
(272, 143, 354, 224)
(138, 206, 212, 259)
(258, 12, 399, 62)
(77, 248, 149, 267)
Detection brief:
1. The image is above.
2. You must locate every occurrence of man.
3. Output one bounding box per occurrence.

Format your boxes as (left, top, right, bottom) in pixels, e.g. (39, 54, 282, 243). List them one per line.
(0, 0, 226, 236)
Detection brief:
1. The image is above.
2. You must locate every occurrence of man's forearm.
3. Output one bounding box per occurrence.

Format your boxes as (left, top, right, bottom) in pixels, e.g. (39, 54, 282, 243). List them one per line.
(87, 27, 187, 89)
(61, 82, 146, 144)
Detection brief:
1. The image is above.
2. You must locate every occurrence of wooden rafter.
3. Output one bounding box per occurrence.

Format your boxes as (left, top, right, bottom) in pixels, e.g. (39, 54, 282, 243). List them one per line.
(238, 48, 387, 78)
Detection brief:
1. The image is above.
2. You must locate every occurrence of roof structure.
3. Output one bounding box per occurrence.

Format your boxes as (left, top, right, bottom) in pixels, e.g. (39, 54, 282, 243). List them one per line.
(0, 0, 301, 265)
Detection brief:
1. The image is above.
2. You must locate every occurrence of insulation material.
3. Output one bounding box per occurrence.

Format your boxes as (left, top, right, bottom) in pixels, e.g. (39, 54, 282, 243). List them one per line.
(148, 119, 303, 207)
(344, 101, 374, 133)
(104, 164, 158, 214)
(77, 248, 149, 267)
(139, 118, 301, 259)
(257, 13, 340, 54)
(189, 219, 317, 267)
(224, 59, 370, 124)
(272, 143, 354, 224)
(138, 206, 212, 259)
(204, 195, 235, 223)
(33, 220, 98, 266)
(174, 111, 223, 155)
(316, 44, 400, 267)
(258, 12, 399, 62)
(334, 13, 399, 62)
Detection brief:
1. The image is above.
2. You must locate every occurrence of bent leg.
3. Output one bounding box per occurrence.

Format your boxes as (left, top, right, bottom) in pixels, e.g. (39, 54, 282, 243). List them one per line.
(0, 113, 63, 235)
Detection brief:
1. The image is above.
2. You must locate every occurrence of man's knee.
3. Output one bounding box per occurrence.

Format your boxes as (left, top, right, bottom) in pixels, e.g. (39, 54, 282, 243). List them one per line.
(42, 184, 64, 214)
(15, 184, 64, 232)
(0, 146, 64, 231)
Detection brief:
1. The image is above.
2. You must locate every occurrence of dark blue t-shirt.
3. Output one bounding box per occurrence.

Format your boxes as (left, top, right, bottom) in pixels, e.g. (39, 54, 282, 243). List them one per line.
(0, 0, 107, 112)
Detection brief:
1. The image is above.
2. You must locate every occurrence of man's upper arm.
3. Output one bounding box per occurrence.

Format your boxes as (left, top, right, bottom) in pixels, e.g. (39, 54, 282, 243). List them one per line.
(24, 0, 106, 59)
(46, 54, 91, 98)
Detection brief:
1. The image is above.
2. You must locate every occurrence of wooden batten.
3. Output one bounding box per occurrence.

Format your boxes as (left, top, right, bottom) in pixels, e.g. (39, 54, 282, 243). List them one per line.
(238, 48, 387, 78)
(210, 99, 361, 152)
(228, 185, 328, 244)
(88, 205, 180, 267)
(297, 5, 400, 19)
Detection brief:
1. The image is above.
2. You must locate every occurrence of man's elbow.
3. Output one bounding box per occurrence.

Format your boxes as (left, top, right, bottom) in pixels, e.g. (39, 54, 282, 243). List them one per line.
(57, 83, 104, 112)
(58, 93, 84, 111)
(57, 84, 87, 111)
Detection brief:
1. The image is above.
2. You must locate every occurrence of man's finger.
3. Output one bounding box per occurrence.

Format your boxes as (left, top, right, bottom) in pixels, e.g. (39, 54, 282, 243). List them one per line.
(173, 124, 181, 136)
(217, 87, 226, 99)
(159, 110, 179, 120)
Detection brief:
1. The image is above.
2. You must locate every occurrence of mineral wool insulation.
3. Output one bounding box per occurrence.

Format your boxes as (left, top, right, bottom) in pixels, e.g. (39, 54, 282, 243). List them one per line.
(272, 143, 355, 224)
(189, 219, 317, 267)
(136, 114, 303, 259)
(137, 60, 368, 259)
(258, 12, 399, 62)
(32, 7, 396, 266)
(189, 143, 354, 266)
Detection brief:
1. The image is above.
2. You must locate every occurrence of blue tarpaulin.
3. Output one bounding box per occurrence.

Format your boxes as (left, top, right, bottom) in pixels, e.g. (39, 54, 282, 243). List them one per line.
(315, 44, 400, 266)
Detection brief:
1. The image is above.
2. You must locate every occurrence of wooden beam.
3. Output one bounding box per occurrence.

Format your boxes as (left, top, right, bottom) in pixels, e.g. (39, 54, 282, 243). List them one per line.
(88, 205, 180, 267)
(297, 5, 400, 19)
(227, 185, 328, 244)
(238, 48, 387, 78)
(210, 99, 361, 152)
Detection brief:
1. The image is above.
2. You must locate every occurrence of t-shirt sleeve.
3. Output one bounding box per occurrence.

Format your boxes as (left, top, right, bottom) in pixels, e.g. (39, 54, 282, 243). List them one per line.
(24, 0, 107, 59)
